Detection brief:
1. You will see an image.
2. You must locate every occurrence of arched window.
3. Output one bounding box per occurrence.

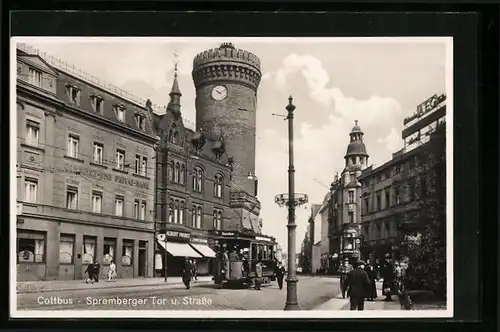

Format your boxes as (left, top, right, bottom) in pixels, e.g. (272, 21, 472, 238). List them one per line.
(217, 211, 222, 230)
(168, 200, 174, 223)
(173, 131, 178, 144)
(191, 207, 196, 228)
(174, 163, 180, 183)
(192, 166, 203, 192)
(179, 201, 184, 224)
(169, 125, 178, 144)
(167, 162, 173, 181)
(180, 165, 186, 184)
(214, 174, 223, 198)
(174, 200, 179, 224)
(196, 206, 203, 228)
(213, 210, 217, 229)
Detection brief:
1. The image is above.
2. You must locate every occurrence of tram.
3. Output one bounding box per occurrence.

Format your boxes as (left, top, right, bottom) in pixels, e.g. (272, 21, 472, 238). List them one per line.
(212, 231, 277, 288)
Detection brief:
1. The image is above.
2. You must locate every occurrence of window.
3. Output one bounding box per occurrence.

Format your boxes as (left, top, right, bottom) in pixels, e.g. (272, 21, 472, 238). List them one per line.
(92, 191, 102, 213)
(133, 199, 140, 219)
(59, 234, 74, 264)
(394, 187, 401, 205)
(385, 170, 391, 179)
(169, 125, 178, 144)
(168, 200, 174, 223)
(385, 190, 391, 208)
(116, 149, 125, 170)
(348, 211, 354, 223)
(174, 200, 179, 224)
(17, 231, 45, 263)
(115, 105, 125, 122)
(91, 96, 104, 113)
(174, 163, 180, 183)
(67, 85, 81, 105)
(140, 201, 147, 220)
(66, 186, 78, 210)
(179, 201, 184, 224)
(24, 178, 37, 203)
(122, 240, 133, 265)
(408, 178, 417, 201)
(167, 161, 174, 181)
(135, 114, 145, 130)
(82, 236, 96, 264)
(363, 197, 369, 214)
(395, 165, 401, 174)
(135, 155, 141, 174)
(376, 191, 382, 211)
(28, 68, 42, 87)
(93, 143, 104, 165)
(141, 157, 147, 177)
(192, 167, 203, 192)
(348, 191, 354, 204)
(213, 209, 222, 230)
(193, 204, 203, 228)
(180, 165, 186, 184)
(103, 238, 116, 264)
(115, 196, 124, 216)
(25, 120, 39, 147)
(214, 174, 223, 198)
(67, 135, 79, 158)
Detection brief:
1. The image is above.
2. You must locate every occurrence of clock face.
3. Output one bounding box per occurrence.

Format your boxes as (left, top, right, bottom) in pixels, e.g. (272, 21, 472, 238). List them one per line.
(211, 85, 228, 101)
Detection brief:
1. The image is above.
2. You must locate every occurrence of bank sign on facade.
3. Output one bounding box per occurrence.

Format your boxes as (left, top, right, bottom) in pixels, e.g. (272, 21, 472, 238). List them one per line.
(63, 164, 150, 190)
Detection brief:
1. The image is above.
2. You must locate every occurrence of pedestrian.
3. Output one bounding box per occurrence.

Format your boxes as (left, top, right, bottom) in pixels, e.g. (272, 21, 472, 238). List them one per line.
(85, 261, 95, 284)
(275, 262, 286, 290)
(222, 248, 230, 279)
(381, 254, 396, 301)
(93, 260, 101, 283)
(107, 260, 117, 282)
(339, 258, 354, 299)
(182, 257, 193, 290)
(254, 257, 263, 291)
(364, 259, 378, 301)
(192, 259, 198, 281)
(345, 260, 372, 311)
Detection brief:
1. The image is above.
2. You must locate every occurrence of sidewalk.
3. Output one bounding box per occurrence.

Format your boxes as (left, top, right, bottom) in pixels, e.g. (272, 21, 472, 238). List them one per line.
(314, 281, 402, 311)
(16, 276, 213, 294)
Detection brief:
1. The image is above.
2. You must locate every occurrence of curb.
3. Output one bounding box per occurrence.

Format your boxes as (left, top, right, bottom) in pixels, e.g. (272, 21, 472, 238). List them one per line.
(17, 280, 212, 294)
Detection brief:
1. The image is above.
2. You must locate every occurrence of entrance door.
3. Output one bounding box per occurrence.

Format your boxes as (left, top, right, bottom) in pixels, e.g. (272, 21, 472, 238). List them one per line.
(138, 249, 146, 277)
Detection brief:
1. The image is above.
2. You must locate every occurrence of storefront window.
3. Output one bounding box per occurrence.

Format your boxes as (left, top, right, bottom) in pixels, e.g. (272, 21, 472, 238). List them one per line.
(82, 236, 96, 264)
(17, 230, 45, 263)
(103, 237, 116, 264)
(122, 240, 133, 265)
(59, 234, 74, 264)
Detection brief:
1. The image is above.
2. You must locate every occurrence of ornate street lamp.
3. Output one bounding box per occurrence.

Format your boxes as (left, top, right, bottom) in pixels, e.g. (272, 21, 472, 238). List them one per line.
(274, 96, 308, 311)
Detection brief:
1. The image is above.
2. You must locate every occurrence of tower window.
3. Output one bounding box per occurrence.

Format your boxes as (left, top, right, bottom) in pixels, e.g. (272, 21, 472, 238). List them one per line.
(66, 85, 81, 105)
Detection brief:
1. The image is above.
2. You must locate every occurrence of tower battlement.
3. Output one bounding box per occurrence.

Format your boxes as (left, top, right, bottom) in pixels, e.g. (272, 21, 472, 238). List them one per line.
(192, 43, 262, 91)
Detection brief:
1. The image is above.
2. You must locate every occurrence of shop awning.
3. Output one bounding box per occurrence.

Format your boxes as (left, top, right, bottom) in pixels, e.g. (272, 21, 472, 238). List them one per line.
(190, 244, 216, 258)
(157, 240, 201, 258)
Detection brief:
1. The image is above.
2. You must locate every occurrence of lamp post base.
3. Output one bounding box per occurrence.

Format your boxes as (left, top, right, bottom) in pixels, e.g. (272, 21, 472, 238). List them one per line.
(284, 277, 300, 310)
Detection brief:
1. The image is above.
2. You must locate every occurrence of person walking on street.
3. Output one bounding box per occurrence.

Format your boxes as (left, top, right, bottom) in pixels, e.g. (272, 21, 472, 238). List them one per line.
(364, 259, 378, 301)
(85, 261, 95, 284)
(345, 260, 372, 311)
(254, 258, 263, 291)
(275, 262, 286, 290)
(192, 260, 198, 281)
(93, 261, 101, 283)
(107, 260, 117, 282)
(339, 258, 354, 299)
(182, 257, 193, 290)
(381, 254, 396, 301)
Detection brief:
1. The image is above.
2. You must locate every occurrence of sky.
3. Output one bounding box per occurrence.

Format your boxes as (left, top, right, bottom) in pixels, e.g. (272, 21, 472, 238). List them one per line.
(17, 37, 449, 254)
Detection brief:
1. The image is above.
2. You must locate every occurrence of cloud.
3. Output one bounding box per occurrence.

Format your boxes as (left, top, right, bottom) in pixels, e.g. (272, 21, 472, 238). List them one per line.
(378, 127, 403, 152)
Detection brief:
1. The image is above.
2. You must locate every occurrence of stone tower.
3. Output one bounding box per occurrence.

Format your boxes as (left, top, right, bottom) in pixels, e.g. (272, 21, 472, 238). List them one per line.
(192, 42, 262, 232)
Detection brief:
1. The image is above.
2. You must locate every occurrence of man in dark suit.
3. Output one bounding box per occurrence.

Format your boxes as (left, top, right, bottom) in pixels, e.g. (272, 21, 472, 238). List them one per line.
(345, 260, 372, 311)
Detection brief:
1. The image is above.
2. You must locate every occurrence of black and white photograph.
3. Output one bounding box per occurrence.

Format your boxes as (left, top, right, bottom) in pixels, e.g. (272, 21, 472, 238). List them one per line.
(11, 37, 453, 318)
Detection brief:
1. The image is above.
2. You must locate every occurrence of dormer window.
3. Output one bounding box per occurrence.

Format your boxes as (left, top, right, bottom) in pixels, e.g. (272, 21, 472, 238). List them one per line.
(28, 68, 42, 87)
(114, 105, 125, 122)
(135, 114, 146, 130)
(91, 95, 104, 113)
(66, 85, 81, 105)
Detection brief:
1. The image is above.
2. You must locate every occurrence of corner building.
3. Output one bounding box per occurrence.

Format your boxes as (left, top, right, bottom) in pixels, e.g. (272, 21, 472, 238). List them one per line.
(16, 45, 156, 281)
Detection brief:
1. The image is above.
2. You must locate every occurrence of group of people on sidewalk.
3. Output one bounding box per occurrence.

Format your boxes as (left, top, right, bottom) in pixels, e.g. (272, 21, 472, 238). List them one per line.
(85, 260, 117, 284)
(339, 254, 404, 311)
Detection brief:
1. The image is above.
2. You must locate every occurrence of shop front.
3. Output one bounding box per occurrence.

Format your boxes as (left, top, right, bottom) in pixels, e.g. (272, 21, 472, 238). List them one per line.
(154, 230, 201, 277)
(189, 237, 216, 276)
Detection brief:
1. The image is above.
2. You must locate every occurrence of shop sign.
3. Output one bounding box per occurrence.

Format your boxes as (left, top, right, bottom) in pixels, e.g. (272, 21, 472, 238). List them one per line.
(165, 230, 191, 240)
(220, 232, 235, 237)
(255, 236, 273, 242)
(404, 94, 446, 125)
(64, 164, 150, 190)
(191, 238, 208, 244)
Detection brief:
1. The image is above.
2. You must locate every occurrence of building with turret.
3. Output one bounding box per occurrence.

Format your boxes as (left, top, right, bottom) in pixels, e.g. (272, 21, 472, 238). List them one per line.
(327, 120, 368, 268)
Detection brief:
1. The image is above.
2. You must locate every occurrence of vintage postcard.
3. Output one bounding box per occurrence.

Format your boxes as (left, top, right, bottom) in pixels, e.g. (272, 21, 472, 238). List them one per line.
(11, 37, 453, 318)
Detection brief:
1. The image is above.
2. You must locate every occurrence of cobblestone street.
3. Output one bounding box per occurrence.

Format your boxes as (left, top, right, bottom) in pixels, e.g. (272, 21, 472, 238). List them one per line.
(17, 276, 341, 311)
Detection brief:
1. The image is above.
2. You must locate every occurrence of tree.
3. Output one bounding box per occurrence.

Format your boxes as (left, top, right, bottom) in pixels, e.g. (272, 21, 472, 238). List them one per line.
(399, 122, 447, 299)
